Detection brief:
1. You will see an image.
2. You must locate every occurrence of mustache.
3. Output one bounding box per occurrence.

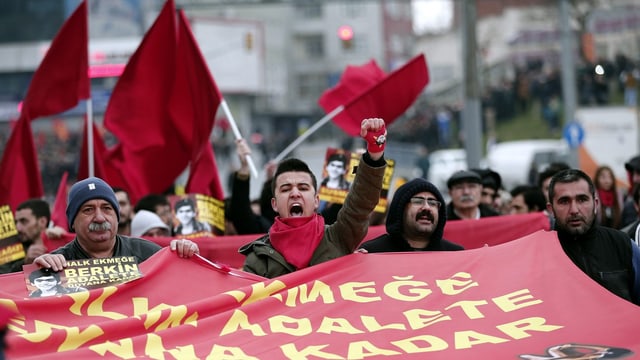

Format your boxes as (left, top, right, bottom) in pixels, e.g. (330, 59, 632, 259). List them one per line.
(415, 210, 435, 222)
(459, 194, 475, 202)
(88, 222, 112, 232)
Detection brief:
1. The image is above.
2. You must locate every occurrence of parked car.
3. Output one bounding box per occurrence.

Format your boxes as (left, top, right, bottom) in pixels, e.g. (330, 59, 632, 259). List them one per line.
(427, 149, 468, 194)
(485, 139, 569, 191)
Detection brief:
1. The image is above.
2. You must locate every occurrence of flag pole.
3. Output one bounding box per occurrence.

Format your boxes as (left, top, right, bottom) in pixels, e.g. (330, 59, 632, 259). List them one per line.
(273, 105, 344, 164)
(87, 99, 94, 178)
(86, 0, 93, 178)
(220, 99, 259, 179)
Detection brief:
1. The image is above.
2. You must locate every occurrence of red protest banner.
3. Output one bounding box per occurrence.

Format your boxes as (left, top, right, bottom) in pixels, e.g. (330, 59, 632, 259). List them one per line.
(1, 232, 639, 359)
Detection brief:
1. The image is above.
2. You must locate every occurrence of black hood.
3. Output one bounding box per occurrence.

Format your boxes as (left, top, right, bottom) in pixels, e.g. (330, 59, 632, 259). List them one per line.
(386, 178, 446, 243)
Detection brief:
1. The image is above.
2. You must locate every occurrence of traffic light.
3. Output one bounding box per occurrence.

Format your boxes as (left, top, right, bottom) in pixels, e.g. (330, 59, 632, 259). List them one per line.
(338, 25, 353, 49)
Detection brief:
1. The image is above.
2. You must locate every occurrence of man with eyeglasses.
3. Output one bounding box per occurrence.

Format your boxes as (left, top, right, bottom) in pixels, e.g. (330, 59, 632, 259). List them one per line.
(359, 178, 463, 252)
(446, 170, 500, 220)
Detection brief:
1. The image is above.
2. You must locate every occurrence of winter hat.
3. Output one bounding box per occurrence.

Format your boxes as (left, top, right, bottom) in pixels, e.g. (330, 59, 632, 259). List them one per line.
(386, 178, 447, 242)
(625, 155, 640, 173)
(66, 177, 120, 231)
(131, 210, 170, 237)
(471, 168, 502, 191)
(447, 170, 482, 189)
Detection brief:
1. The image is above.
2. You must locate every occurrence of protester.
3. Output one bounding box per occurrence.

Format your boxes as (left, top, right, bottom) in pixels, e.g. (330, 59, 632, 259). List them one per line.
(134, 194, 174, 233)
(538, 162, 571, 203)
(547, 169, 640, 305)
(446, 170, 500, 220)
(227, 138, 275, 235)
(113, 187, 134, 236)
(508, 185, 547, 214)
(33, 177, 199, 272)
(131, 210, 171, 238)
(239, 118, 388, 278)
(472, 168, 503, 213)
(359, 178, 463, 252)
(621, 183, 640, 247)
(621, 155, 640, 228)
(593, 165, 623, 229)
(0, 199, 50, 274)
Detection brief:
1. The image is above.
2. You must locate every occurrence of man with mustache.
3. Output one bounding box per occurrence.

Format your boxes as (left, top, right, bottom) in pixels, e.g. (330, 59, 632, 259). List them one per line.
(359, 178, 463, 252)
(239, 118, 388, 278)
(33, 177, 199, 272)
(446, 170, 500, 220)
(547, 169, 640, 305)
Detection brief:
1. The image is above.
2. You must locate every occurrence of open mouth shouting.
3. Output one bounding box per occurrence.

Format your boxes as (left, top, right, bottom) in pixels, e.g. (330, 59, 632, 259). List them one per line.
(289, 203, 304, 217)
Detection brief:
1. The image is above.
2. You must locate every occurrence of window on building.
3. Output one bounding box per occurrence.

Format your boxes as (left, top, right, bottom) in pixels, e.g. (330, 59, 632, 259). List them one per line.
(296, 73, 327, 100)
(294, 2, 323, 19)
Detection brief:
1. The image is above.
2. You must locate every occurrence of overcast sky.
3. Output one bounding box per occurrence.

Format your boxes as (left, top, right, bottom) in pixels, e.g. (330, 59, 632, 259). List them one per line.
(412, 0, 453, 34)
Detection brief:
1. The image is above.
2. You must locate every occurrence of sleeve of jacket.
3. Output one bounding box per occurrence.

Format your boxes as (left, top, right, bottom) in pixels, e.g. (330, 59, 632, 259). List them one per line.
(228, 173, 270, 235)
(631, 239, 640, 305)
(326, 152, 386, 253)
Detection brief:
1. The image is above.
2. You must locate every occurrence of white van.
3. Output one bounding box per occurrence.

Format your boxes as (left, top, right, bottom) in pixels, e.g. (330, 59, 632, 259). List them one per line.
(485, 139, 569, 191)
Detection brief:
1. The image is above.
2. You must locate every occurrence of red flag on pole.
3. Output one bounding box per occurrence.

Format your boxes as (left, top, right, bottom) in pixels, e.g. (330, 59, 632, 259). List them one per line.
(185, 143, 224, 200)
(318, 59, 385, 115)
(20, 0, 89, 121)
(175, 10, 224, 199)
(0, 116, 44, 209)
(50, 171, 69, 228)
(319, 54, 429, 136)
(103, 0, 192, 203)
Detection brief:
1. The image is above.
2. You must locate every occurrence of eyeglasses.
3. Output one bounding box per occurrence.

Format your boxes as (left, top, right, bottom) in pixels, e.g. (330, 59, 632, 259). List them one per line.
(409, 197, 441, 209)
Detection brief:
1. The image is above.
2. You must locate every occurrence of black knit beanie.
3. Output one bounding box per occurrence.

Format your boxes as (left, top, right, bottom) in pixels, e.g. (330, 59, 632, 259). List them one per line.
(386, 178, 446, 241)
(66, 177, 120, 231)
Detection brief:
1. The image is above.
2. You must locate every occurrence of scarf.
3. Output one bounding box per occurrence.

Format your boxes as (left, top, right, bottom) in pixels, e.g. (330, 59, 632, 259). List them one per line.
(269, 214, 325, 270)
(597, 188, 615, 207)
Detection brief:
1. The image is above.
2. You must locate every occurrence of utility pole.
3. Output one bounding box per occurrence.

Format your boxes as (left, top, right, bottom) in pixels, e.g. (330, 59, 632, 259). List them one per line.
(461, 0, 483, 168)
(559, 0, 579, 167)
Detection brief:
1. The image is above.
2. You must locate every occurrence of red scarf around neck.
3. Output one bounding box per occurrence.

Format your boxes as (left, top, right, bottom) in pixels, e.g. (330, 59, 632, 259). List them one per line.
(270, 213, 325, 270)
(597, 188, 615, 207)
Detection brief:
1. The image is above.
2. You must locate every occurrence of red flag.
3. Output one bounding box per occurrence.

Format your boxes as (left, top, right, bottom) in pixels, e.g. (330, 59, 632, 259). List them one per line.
(320, 54, 429, 136)
(103, 0, 191, 203)
(104, 0, 176, 151)
(175, 10, 224, 199)
(0, 116, 44, 209)
(50, 171, 68, 228)
(318, 59, 385, 114)
(20, 0, 89, 121)
(185, 143, 224, 200)
(172, 10, 222, 158)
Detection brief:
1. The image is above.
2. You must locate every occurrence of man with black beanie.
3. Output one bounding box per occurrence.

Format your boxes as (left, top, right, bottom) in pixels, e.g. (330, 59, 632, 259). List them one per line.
(359, 178, 463, 252)
(33, 177, 200, 272)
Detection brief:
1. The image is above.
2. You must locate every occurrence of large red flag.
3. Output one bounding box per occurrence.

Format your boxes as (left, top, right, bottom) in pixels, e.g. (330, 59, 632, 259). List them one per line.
(49, 171, 68, 228)
(0, 117, 44, 210)
(175, 10, 224, 199)
(185, 143, 225, 200)
(20, 0, 89, 121)
(320, 54, 429, 136)
(103, 0, 192, 203)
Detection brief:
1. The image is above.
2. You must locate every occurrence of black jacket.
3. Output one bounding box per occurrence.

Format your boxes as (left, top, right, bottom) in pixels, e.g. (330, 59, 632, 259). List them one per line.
(557, 224, 640, 305)
(360, 178, 463, 253)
